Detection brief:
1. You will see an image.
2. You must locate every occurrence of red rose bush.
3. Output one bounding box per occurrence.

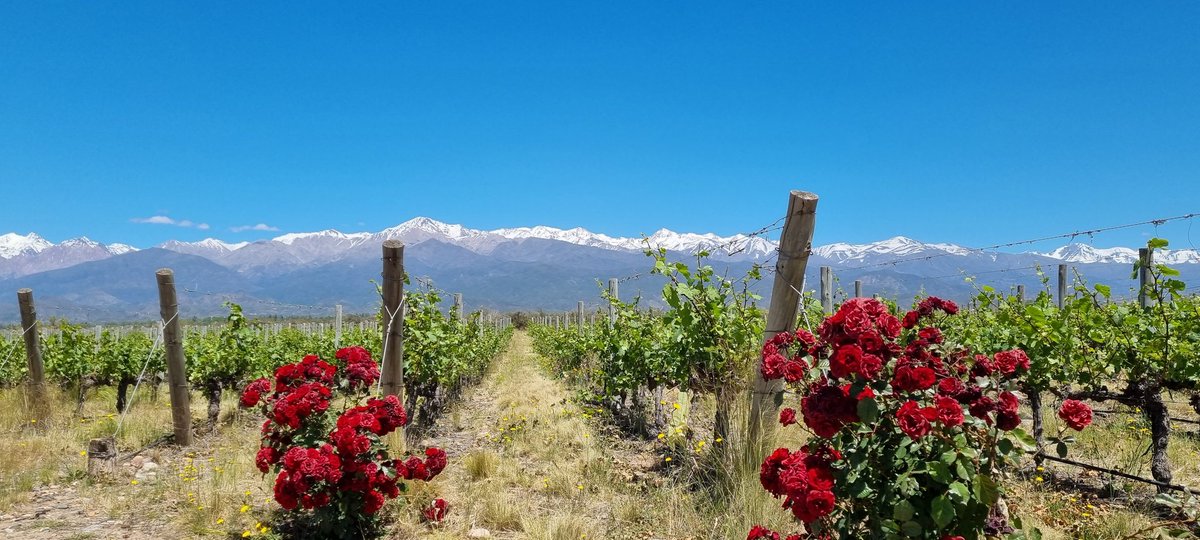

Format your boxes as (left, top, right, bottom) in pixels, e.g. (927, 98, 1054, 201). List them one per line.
(749, 298, 1091, 539)
(241, 347, 447, 539)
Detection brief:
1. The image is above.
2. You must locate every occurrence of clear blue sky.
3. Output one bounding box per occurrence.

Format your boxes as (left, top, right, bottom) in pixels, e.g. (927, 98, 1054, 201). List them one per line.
(1, 2, 1197, 251)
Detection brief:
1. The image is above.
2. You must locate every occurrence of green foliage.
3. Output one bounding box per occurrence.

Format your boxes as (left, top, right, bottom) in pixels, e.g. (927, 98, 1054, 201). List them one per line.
(186, 302, 262, 391)
(946, 238, 1200, 393)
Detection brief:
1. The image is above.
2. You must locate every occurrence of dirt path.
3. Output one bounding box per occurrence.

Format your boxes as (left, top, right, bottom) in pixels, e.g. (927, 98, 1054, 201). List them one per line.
(394, 331, 693, 540)
(0, 482, 170, 539)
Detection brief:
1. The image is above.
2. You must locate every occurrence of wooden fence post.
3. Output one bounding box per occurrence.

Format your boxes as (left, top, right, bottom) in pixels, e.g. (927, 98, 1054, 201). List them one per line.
(453, 293, 463, 323)
(820, 266, 833, 314)
(334, 304, 343, 348)
(1016, 284, 1025, 304)
(854, 279, 862, 298)
(749, 190, 819, 448)
(16, 288, 49, 422)
(1138, 248, 1151, 309)
(608, 278, 619, 323)
(17, 289, 45, 388)
(577, 301, 585, 333)
(380, 241, 405, 403)
(1057, 264, 1068, 308)
(155, 269, 193, 446)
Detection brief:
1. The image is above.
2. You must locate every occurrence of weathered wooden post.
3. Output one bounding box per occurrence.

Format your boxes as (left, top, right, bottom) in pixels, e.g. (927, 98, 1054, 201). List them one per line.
(577, 301, 585, 333)
(1138, 248, 1151, 309)
(453, 293, 464, 323)
(380, 241, 405, 402)
(749, 190, 819, 448)
(155, 269, 193, 446)
(820, 266, 833, 314)
(334, 304, 343, 349)
(1057, 264, 1068, 308)
(854, 279, 862, 298)
(1017, 284, 1025, 304)
(17, 289, 45, 388)
(608, 278, 618, 323)
(17, 288, 49, 423)
(87, 437, 118, 478)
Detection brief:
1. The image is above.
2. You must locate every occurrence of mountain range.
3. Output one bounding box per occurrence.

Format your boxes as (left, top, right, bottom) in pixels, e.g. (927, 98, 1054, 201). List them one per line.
(0, 218, 1197, 323)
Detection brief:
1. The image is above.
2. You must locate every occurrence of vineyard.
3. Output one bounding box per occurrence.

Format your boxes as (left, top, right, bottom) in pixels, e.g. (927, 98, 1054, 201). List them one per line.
(1, 194, 1200, 539)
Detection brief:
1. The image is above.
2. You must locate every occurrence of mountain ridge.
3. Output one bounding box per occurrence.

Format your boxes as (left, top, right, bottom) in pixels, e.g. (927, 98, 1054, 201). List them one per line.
(1, 218, 1197, 322)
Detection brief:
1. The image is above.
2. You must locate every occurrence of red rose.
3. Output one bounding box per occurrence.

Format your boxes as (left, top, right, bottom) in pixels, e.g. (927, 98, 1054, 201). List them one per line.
(240, 378, 271, 408)
(996, 410, 1021, 431)
(858, 354, 883, 380)
(363, 490, 386, 514)
(997, 391, 1020, 414)
(761, 352, 788, 381)
(993, 349, 1031, 375)
(255, 446, 278, 473)
(878, 314, 902, 339)
(936, 377, 965, 397)
(422, 498, 449, 522)
(918, 327, 943, 344)
(747, 526, 779, 540)
(830, 344, 863, 379)
(801, 384, 858, 438)
(969, 396, 995, 423)
(857, 330, 885, 354)
(934, 395, 964, 427)
(896, 400, 931, 440)
(782, 359, 809, 383)
(803, 489, 836, 518)
(972, 354, 996, 376)
(806, 464, 835, 491)
(1058, 399, 1093, 431)
(779, 407, 798, 427)
(892, 365, 936, 392)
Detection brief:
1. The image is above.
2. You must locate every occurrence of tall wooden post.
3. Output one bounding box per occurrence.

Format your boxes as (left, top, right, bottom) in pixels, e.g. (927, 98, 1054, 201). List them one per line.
(1016, 284, 1025, 304)
(16, 289, 49, 423)
(608, 278, 619, 323)
(577, 301, 585, 333)
(820, 266, 833, 314)
(334, 304, 343, 348)
(749, 190, 819, 447)
(453, 293, 463, 323)
(381, 241, 405, 401)
(853, 279, 862, 298)
(1138, 248, 1151, 309)
(1057, 264, 1068, 308)
(16, 289, 45, 387)
(155, 270, 193, 446)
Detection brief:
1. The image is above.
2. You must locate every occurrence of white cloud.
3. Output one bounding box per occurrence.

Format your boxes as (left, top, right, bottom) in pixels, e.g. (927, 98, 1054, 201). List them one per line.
(131, 215, 209, 229)
(132, 215, 177, 225)
(231, 223, 280, 233)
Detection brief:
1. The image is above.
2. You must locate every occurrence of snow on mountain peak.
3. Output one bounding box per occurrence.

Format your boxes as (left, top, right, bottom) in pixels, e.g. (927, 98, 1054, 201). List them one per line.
(106, 243, 138, 255)
(60, 237, 100, 248)
(273, 229, 371, 245)
(196, 238, 249, 251)
(0, 232, 52, 259)
(1035, 243, 1200, 265)
(378, 217, 489, 242)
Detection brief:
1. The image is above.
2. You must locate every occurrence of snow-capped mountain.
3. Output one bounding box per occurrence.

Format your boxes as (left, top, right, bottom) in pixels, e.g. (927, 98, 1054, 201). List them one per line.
(0, 233, 53, 258)
(1035, 243, 1200, 265)
(813, 236, 974, 262)
(0, 235, 139, 279)
(3, 217, 1200, 322)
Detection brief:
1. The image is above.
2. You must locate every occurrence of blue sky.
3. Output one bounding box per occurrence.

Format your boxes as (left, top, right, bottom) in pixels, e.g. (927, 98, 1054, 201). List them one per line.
(1, 2, 1197, 251)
